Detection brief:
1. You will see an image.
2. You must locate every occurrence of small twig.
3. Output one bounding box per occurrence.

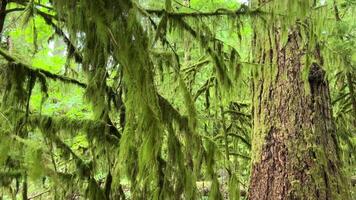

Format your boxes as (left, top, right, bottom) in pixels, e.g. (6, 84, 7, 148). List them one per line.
(27, 190, 50, 199)
(172, 0, 200, 12)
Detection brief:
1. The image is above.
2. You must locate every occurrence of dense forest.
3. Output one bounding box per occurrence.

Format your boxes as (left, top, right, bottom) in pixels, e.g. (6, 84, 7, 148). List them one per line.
(0, 0, 355, 199)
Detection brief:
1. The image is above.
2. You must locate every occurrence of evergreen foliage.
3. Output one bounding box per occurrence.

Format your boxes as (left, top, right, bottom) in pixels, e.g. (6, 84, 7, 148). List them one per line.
(0, 0, 354, 199)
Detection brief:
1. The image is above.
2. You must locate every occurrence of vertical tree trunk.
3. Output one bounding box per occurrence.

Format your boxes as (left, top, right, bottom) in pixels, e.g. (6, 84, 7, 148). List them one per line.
(0, 0, 8, 35)
(248, 2, 351, 200)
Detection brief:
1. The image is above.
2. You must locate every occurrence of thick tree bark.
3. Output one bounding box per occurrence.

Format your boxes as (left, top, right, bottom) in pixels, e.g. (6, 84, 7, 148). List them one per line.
(248, 4, 351, 200)
(248, 32, 350, 200)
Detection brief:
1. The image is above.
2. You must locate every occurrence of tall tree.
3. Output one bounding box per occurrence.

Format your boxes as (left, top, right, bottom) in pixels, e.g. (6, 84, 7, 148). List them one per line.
(248, 0, 351, 199)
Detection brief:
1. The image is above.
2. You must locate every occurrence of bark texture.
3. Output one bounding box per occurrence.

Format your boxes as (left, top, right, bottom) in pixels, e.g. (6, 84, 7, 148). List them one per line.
(248, 15, 350, 200)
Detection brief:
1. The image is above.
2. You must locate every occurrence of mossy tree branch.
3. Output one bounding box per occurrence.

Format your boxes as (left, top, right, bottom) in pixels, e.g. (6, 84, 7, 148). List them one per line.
(0, 47, 192, 140)
(0, 48, 86, 87)
(145, 5, 261, 18)
(4, 1, 82, 63)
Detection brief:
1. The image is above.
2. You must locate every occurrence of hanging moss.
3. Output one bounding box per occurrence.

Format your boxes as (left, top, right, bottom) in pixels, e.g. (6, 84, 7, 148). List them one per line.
(0, 1, 279, 199)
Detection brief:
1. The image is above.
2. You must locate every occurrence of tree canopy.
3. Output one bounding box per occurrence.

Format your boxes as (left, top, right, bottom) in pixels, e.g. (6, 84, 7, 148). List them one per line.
(0, 0, 354, 199)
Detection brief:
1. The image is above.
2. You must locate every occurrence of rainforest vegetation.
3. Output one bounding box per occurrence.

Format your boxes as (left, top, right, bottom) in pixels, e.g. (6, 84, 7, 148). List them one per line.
(0, 0, 355, 199)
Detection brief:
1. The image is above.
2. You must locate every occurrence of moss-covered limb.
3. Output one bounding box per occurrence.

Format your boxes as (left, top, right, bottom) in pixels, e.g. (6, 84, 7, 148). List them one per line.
(45, 170, 105, 200)
(7, 1, 82, 63)
(35, 10, 83, 63)
(8, 0, 52, 10)
(194, 77, 215, 101)
(223, 110, 251, 119)
(0, 47, 17, 62)
(168, 17, 231, 52)
(0, 57, 121, 139)
(145, 5, 261, 18)
(28, 114, 119, 145)
(0, 48, 86, 88)
(158, 94, 190, 132)
(2, 7, 24, 15)
(142, 4, 242, 88)
(137, 7, 182, 71)
(0, 171, 22, 179)
(214, 133, 251, 149)
(171, 18, 233, 88)
(0, 48, 185, 139)
(182, 59, 211, 74)
(2, 107, 119, 145)
(0, 171, 22, 190)
(48, 134, 90, 173)
(1, 113, 113, 185)
(3, 6, 117, 134)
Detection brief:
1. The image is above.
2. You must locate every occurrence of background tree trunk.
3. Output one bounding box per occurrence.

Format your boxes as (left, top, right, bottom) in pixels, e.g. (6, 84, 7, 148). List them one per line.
(248, 7, 351, 200)
(0, 0, 8, 35)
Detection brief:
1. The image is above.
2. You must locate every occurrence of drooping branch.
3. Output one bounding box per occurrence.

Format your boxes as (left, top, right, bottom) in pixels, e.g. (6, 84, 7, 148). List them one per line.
(0, 47, 193, 142)
(169, 17, 236, 87)
(35, 10, 83, 63)
(0, 47, 187, 130)
(5, 1, 82, 63)
(158, 94, 189, 131)
(136, 5, 182, 70)
(28, 114, 120, 145)
(2, 2, 240, 133)
(0, 48, 86, 88)
(0, 49, 123, 142)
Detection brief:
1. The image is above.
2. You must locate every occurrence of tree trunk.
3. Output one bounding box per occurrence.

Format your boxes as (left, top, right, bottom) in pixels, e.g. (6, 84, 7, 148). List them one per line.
(248, 3, 351, 200)
(0, 0, 8, 35)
